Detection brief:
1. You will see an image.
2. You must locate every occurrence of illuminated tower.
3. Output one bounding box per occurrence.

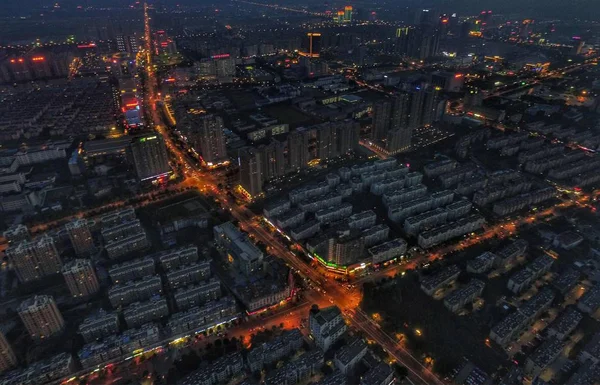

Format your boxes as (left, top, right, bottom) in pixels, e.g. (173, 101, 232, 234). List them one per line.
(344, 6, 353, 23)
(192, 114, 227, 166)
(302, 33, 322, 58)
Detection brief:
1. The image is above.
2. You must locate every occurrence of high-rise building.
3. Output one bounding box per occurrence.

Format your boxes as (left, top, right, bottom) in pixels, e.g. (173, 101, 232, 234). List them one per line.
(422, 87, 441, 126)
(6, 235, 62, 283)
(344, 6, 353, 23)
(287, 130, 310, 171)
(336, 120, 360, 155)
(261, 139, 286, 180)
(0, 331, 16, 373)
(18, 295, 65, 339)
(238, 147, 264, 198)
(301, 33, 322, 58)
(65, 219, 94, 256)
(395, 26, 439, 59)
(316, 123, 339, 160)
(395, 27, 418, 58)
(386, 128, 411, 154)
(371, 100, 392, 141)
(390, 93, 411, 131)
(130, 134, 171, 182)
(116, 34, 140, 55)
(408, 86, 426, 129)
(192, 114, 227, 166)
(372, 93, 411, 151)
(62, 259, 100, 297)
(214, 56, 236, 78)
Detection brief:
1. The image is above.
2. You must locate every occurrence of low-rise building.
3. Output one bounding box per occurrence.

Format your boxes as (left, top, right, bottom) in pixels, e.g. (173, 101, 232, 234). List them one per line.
(180, 352, 244, 385)
(348, 210, 377, 230)
(507, 269, 534, 294)
(78, 323, 160, 368)
(0, 352, 75, 385)
(404, 208, 448, 236)
(494, 239, 528, 268)
(165, 261, 211, 289)
(362, 224, 390, 247)
(289, 182, 330, 204)
(246, 329, 304, 373)
(174, 279, 221, 311)
(78, 310, 120, 343)
(108, 256, 155, 284)
(105, 231, 150, 259)
(553, 231, 584, 250)
(418, 215, 485, 249)
(421, 265, 461, 296)
(382, 185, 428, 207)
(444, 279, 485, 313)
(547, 307, 582, 341)
(214, 222, 264, 276)
(299, 193, 343, 213)
(580, 331, 600, 365)
(315, 203, 353, 225)
(466, 252, 496, 273)
(578, 284, 600, 315)
(157, 245, 199, 270)
(552, 269, 580, 294)
(490, 312, 528, 346)
(123, 296, 169, 328)
(368, 238, 407, 265)
(167, 297, 238, 335)
(108, 275, 163, 308)
(276, 208, 306, 229)
(360, 363, 394, 385)
(525, 338, 563, 377)
(265, 350, 324, 385)
(291, 220, 321, 241)
(263, 199, 291, 218)
(334, 338, 367, 375)
(445, 199, 472, 220)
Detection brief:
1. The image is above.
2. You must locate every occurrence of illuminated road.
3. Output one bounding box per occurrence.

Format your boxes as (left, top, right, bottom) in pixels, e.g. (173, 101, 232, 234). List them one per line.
(148, 94, 444, 385)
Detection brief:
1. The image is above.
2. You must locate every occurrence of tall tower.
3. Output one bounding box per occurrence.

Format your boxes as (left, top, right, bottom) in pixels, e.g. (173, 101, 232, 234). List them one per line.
(18, 295, 65, 339)
(62, 259, 100, 297)
(408, 86, 427, 129)
(287, 130, 310, 171)
(261, 139, 286, 180)
(65, 219, 94, 256)
(371, 100, 392, 141)
(0, 330, 16, 373)
(316, 123, 339, 160)
(6, 235, 62, 283)
(344, 6, 353, 23)
(130, 134, 171, 181)
(192, 114, 227, 166)
(238, 147, 264, 198)
(335, 120, 360, 155)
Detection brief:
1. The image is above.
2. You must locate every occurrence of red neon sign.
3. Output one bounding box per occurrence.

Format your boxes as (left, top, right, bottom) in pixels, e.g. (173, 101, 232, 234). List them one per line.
(211, 53, 230, 59)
